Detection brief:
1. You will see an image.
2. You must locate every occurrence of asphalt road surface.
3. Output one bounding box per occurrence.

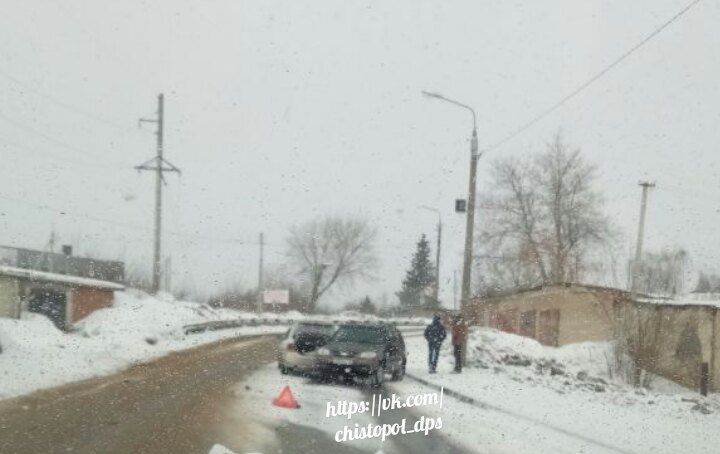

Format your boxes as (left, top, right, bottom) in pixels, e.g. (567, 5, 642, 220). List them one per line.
(0, 333, 468, 454)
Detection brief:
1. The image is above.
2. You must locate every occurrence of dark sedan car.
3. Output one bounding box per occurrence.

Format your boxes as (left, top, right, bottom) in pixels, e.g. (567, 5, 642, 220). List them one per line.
(314, 322, 406, 387)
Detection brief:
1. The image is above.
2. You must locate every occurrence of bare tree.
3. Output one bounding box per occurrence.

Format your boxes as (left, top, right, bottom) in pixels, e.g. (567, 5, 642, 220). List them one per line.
(123, 260, 153, 293)
(694, 271, 720, 293)
(287, 216, 377, 312)
(615, 302, 665, 387)
(478, 134, 613, 292)
(633, 247, 689, 296)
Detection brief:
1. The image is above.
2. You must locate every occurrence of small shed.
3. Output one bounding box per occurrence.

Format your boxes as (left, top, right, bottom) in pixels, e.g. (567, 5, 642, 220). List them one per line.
(0, 265, 124, 330)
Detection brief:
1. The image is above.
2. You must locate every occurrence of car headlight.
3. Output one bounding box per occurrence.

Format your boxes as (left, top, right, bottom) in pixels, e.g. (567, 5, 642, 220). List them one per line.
(317, 347, 330, 356)
(359, 351, 377, 359)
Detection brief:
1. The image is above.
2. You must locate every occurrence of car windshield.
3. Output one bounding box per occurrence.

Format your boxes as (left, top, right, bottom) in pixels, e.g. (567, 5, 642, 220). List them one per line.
(331, 325, 384, 344)
(292, 323, 335, 339)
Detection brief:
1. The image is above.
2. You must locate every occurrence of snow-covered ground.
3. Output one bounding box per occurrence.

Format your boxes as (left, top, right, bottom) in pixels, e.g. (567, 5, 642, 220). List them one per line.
(223, 363, 388, 452)
(0, 289, 288, 400)
(391, 328, 720, 453)
(0, 289, 428, 401)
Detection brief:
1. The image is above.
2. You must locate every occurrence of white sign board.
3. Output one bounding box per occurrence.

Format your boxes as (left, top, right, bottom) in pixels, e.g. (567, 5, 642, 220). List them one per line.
(262, 289, 290, 305)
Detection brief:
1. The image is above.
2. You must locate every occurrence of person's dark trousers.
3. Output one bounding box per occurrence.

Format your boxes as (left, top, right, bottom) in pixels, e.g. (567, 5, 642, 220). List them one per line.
(453, 344, 462, 372)
(428, 342, 441, 372)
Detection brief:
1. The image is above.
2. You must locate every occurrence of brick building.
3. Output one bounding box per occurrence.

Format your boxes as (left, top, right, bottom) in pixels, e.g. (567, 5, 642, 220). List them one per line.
(0, 265, 124, 330)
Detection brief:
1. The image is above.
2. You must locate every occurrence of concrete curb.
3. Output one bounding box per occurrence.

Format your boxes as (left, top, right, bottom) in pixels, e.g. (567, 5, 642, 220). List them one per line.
(406, 372, 486, 407)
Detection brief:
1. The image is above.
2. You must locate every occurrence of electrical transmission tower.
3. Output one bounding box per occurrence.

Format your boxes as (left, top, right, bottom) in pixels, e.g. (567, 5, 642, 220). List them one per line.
(136, 93, 181, 294)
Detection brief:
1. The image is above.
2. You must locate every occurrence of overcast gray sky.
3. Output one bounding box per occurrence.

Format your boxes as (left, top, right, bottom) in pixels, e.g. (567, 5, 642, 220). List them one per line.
(1, 0, 718, 307)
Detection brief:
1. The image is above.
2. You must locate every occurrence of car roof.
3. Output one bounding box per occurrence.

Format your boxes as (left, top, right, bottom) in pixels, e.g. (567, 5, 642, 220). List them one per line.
(337, 322, 396, 330)
(295, 320, 335, 326)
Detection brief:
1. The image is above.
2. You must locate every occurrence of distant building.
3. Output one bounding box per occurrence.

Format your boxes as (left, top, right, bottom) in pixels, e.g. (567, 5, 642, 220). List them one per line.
(0, 265, 124, 330)
(0, 245, 124, 283)
(467, 283, 627, 347)
(466, 283, 720, 394)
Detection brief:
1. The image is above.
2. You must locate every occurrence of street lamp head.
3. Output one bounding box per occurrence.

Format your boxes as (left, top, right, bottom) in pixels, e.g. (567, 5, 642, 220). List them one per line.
(421, 90, 444, 100)
(419, 205, 440, 214)
(422, 90, 477, 131)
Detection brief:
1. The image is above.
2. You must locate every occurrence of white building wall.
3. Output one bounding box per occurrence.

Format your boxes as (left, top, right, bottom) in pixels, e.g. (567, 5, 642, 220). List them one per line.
(0, 275, 21, 318)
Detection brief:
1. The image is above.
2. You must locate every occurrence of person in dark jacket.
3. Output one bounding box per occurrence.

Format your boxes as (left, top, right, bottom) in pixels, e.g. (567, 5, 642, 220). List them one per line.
(451, 314, 468, 373)
(424, 315, 446, 373)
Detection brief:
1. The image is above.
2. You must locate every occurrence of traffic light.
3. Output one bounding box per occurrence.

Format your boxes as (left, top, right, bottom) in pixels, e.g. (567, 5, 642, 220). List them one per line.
(455, 199, 466, 213)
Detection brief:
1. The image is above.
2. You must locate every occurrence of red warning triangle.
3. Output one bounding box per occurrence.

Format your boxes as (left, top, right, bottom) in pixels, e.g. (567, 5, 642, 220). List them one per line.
(272, 385, 300, 409)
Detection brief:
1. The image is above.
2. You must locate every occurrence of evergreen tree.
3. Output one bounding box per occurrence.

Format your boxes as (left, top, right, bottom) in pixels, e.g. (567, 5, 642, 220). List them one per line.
(695, 272, 712, 293)
(359, 296, 376, 314)
(397, 234, 436, 308)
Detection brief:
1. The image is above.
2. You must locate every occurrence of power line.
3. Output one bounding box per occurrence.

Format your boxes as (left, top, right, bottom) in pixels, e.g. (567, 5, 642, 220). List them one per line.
(0, 193, 269, 246)
(657, 184, 720, 204)
(0, 109, 131, 167)
(486, 0, 702, 152)
(0, 67, 145, 135)
(0, 135, 121, 170)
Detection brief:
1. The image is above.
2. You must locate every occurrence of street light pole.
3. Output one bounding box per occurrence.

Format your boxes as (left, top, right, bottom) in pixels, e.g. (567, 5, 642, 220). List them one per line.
(420, 205, 442, 306)
(422, 91, 479, 311)
(462, 127, 479, 310)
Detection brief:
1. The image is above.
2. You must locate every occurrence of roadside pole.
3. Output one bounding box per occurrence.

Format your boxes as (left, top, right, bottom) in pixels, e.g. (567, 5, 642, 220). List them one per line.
(256, 232, 264, 313)
(136, 93, 181, 294)
(422, 90, 479, 368)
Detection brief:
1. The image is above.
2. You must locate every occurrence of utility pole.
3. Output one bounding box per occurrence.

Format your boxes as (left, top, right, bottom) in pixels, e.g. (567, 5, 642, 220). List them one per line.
(136, 93, 181, 294)
(423, 90, 478, 368)
(163, 256, 172, 292)
(421, 91, 479, 310)
(435, 218, 442, 305)
(462, 127, 479, 309)
(47, 229, 56, 272)
(453, 270, 458, 310)
(631, 181, 655, 293)
(256, 232, 264, 313)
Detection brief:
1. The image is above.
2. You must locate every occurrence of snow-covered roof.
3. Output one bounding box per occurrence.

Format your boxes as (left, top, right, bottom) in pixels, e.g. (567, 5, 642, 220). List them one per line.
(635, 294, 720, 310)
(0, 265, 125, 291)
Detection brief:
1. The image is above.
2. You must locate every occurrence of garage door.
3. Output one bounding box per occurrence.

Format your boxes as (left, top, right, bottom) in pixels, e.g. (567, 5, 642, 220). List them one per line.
(28, 287, 68, 330)
(538, 309, 560, 346)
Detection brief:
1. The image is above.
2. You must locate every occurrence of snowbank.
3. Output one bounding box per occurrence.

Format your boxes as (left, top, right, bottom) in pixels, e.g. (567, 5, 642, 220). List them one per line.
(0, 290, 286, 400)
(392, 329, 720, 454)
(467, 328, 616, 383)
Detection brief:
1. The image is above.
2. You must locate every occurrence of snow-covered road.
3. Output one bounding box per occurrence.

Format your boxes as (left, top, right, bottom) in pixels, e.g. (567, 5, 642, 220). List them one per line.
(224, 330, 720, 454)
(223, 332, 470, 454)
(0, 335, 279, 453)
